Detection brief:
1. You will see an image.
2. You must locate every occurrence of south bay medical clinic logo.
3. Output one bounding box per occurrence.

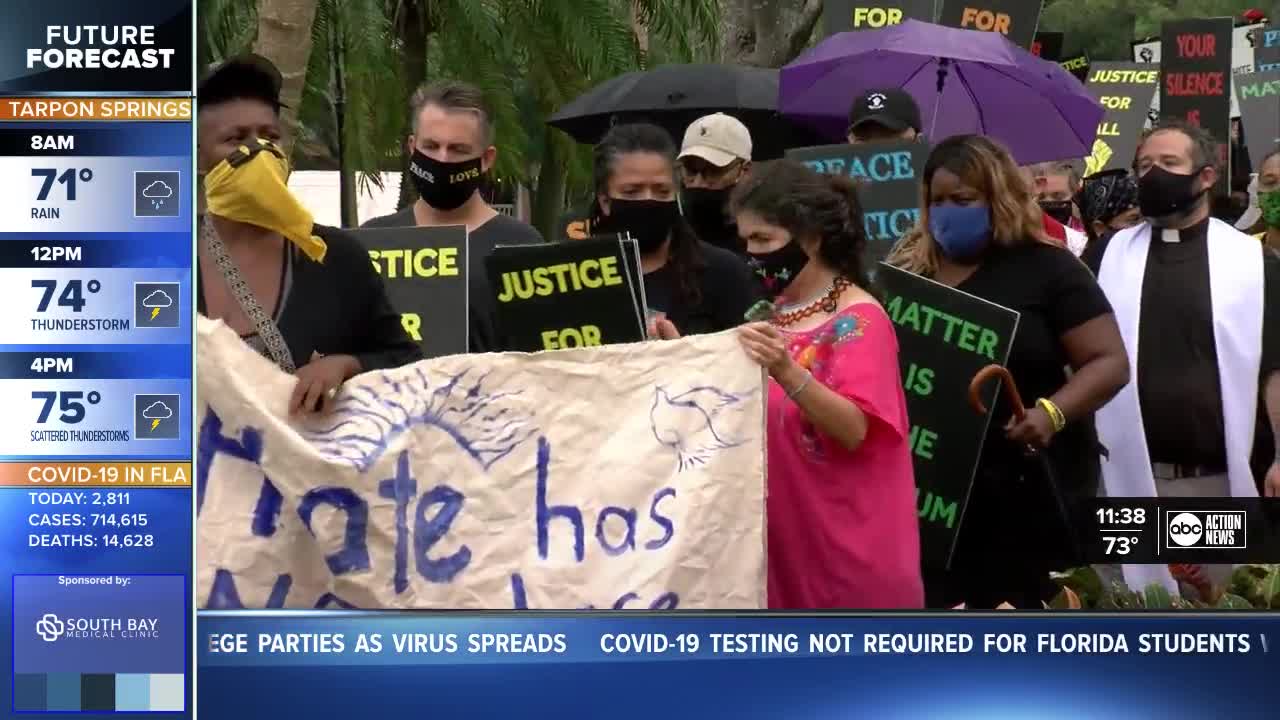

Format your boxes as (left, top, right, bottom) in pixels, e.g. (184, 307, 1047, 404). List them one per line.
(1166, 511, 1247, 550)
(36, 614, 64, 642)
(33, 613, 160, 643)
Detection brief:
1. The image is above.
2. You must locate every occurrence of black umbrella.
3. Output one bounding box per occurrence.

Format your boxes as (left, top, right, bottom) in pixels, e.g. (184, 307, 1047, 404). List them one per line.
(547, 63, 820, 160)
(968, 365, 1081, 569)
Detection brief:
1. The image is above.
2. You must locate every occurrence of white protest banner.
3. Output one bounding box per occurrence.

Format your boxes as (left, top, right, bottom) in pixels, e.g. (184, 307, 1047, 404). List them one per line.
(195, 316, 766, 610)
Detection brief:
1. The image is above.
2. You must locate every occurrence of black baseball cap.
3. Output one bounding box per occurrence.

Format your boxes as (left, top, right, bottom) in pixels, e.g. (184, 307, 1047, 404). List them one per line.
(847, 88, 921, 135)
(198, 53, 287, 110)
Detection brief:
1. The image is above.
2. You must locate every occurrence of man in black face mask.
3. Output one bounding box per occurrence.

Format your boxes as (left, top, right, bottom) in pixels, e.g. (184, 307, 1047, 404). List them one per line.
(677, 113, 752, 252)
(1027, 161, 1087, 255)
(364, 81, 543, 351)
(1084, 120, 1280, 594)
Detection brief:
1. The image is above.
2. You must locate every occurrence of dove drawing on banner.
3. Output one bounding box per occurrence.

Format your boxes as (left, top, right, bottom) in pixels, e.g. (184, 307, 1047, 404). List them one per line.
(650, 386, 745, 471)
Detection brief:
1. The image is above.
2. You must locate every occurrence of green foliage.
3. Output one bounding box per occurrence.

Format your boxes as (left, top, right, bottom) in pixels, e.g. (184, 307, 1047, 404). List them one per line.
(202, 0, 719, 218)
(1052, 565, 1280, 609)
(1040, 0, 1268, 61)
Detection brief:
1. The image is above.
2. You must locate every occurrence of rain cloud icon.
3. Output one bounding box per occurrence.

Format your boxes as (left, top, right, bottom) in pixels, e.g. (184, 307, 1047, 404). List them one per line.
(142, 180, 173, 209)
(142, 290, 173, 308)
(142, 402, 173, 420)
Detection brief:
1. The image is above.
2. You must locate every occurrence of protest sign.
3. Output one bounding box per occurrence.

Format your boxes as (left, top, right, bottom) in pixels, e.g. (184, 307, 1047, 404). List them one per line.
(1258, 24, 1280, 71)
(195, 316, 767, 609)
(877, 263, 1018, 569)
(351, 225, 468, 358)
(1236, 71, 1280, 168)
(787, 140, 927, 261)
(485, 236, 646, 352)
(1031, 31, 1063, 61)
(1160, 17, 1233, 187)
(1082, 62, 1160, 175)
(937, 0, 1043, 50)
(1134, 22, 1264, 118)
(1060, 52, 1090, 83)
(822, 0, 935, 35)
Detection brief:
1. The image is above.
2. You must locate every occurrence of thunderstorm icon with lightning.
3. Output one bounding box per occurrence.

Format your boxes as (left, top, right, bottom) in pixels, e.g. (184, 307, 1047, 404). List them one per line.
(141, 289, 173, 321)
(141, 401, 172, 432)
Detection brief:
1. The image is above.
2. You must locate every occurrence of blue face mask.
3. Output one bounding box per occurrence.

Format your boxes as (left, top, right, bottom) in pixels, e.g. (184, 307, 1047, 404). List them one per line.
(929, 204, 992, 260)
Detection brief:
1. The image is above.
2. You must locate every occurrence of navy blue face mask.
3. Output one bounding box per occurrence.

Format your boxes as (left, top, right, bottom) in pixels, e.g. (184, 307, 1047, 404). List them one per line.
(929, 204, 992, 261)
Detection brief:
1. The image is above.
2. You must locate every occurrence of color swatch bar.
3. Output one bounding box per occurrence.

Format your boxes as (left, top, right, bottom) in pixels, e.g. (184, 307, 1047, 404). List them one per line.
(13, 672, 183, 712)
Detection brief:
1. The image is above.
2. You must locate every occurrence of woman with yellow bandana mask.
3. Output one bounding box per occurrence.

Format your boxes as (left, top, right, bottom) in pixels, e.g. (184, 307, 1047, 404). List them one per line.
(1257, 150, 1280, 250)
(196, 55, 420, 414)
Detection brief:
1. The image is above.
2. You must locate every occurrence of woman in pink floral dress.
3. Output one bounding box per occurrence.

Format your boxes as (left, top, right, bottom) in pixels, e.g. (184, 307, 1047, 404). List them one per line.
(733, 160, 923, 609)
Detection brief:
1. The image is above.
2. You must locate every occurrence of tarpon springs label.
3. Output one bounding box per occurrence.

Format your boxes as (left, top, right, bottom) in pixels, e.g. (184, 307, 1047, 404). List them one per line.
(787, 141, 928, 263)
(876, 264, 1018, 569)
(13, 574, 186, 675)
(195, 316, 765, 610)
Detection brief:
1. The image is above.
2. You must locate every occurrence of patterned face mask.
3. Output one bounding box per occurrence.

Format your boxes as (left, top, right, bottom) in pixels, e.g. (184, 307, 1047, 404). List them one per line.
(1261, 190, 1280, 229)
(1078, 169, 1138, 226)
(746, 241, 809, 298)
(204, 138, 326, 262)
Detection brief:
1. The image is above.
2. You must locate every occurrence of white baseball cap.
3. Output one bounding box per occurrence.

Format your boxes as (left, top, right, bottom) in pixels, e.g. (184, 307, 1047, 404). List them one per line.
(678, 113, 752, 167)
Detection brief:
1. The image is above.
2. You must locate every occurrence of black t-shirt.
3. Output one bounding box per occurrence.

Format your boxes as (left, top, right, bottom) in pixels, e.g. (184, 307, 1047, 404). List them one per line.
(1085, 221, 1280, 487)
(945, 242, 1113, 573)
(362, 208, 544, 352)
(555, 202, 597, 242)
(643, 240, 758, 336)
(196, 224, 422, 372)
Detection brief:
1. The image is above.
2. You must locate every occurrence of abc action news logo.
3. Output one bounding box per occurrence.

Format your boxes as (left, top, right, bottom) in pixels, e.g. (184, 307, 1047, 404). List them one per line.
(1166, 511, 1247, 550)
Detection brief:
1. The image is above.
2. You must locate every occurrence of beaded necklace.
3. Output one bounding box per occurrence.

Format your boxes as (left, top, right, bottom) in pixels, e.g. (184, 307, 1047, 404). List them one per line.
(772, 276, 850, 327)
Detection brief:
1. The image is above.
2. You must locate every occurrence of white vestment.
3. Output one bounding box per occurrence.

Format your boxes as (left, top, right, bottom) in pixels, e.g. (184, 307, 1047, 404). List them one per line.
(1094, 219, 1263, 593)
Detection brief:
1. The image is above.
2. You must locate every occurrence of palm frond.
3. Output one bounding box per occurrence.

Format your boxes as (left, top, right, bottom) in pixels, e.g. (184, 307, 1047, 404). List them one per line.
(200, 0, 258, 67)
(633, 0, 721, 63)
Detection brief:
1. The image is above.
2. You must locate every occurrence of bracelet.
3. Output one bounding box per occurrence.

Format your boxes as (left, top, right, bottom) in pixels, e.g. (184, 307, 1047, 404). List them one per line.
(1036, 397, 1067, 433)
(786, 371, 812, 399)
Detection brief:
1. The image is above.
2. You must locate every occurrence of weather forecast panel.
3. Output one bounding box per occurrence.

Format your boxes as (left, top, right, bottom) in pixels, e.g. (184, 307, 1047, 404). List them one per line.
(0, 2, 193, 718)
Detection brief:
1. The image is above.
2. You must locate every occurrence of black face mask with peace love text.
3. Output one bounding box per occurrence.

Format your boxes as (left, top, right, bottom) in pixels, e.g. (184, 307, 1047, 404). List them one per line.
(410, 150, 484, 211)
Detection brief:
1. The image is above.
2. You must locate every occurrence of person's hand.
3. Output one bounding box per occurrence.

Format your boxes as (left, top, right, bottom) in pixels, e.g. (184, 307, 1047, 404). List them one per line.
(737, 322, 794, 378)
(647, 315, 681, 340)
(1265, 462, 1280, 498)
(290, 353, 360, 415)
(1005, 406, 1057, 450)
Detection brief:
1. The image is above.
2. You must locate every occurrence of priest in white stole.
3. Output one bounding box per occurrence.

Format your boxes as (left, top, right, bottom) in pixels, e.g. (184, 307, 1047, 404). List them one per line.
(1083, 121, 1280, 595)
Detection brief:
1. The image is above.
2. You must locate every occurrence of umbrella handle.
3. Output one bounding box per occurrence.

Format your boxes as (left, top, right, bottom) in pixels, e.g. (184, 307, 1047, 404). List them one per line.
(968, 364, 1025, 422)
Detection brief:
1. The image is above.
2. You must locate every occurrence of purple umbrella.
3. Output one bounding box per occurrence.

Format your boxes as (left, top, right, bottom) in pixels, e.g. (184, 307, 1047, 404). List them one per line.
(779, 20, 1104, 165)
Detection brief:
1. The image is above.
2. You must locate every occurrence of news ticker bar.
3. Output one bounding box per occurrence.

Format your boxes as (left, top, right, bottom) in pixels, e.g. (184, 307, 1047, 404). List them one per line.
(198, 614, 1277, 668)
(1084, 498, 1280, 564)
(195, 616, 1279, 718)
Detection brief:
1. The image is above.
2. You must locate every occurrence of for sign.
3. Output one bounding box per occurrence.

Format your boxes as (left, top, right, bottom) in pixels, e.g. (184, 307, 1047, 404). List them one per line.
(962, 8, 1010, 34)
(854, 7, 903, 27)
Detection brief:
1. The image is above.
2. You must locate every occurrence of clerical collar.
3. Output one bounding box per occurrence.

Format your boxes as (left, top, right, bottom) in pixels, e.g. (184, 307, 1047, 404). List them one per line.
(1157, 217, 1209, 244)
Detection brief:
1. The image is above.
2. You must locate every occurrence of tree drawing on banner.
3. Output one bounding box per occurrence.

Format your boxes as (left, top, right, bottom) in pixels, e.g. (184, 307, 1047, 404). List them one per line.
(650, 386, 748, 471)
(300, 368, 539, 473)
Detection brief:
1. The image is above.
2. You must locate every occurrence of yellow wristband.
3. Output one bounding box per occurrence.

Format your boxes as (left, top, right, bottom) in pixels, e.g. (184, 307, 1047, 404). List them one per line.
(1037, 398, 1067, 433)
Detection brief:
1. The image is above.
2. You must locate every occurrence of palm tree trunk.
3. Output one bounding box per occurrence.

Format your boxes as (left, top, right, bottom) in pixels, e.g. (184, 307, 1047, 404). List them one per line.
(631, 1, 650, 60)
(253, 0, 321, 154)
(331, 17, 357, 227)
(396, 2, 431, 211)
(531, 127, 565, 241)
